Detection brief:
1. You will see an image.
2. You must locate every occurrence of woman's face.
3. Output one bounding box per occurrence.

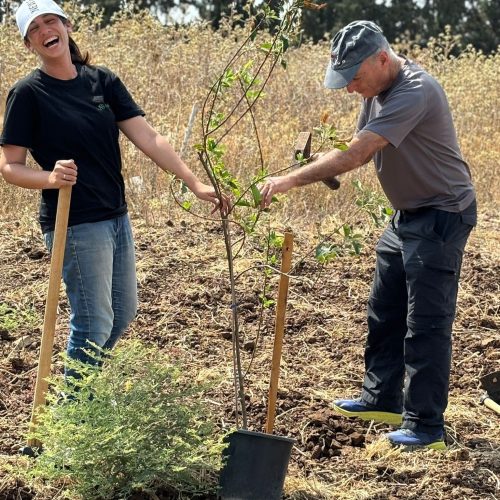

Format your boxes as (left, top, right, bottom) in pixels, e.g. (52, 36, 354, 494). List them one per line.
(24, 14, 71, 59)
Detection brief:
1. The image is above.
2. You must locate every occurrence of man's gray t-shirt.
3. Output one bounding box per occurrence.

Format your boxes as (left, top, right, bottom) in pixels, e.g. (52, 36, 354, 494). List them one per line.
(357, 58, 475, 212)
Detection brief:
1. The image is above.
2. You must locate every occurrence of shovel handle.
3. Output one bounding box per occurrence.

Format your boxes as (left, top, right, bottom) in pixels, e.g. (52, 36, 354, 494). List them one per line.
(482, 395, 500, 416)
(266, 232, 293, 434)
(28, 186, 72, 447)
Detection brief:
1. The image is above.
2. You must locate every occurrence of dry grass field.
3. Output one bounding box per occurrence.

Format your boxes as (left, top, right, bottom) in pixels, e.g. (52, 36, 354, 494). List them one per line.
(0, 8, 499, 500)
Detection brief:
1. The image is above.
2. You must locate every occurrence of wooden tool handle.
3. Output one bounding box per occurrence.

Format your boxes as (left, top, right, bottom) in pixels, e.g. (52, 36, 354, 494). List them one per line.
(483, 396, 500, 416)
(28, 186, 72, 446)
(293, 131, 340, 191)
(266, 232, 293, 434)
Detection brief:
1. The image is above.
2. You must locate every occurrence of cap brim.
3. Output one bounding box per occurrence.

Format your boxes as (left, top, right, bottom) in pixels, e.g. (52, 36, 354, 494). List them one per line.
(324, 61, 362, 89)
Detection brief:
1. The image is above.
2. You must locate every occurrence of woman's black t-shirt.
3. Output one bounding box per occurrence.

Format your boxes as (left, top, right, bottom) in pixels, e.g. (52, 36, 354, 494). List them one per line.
(0, 64, 144, 232)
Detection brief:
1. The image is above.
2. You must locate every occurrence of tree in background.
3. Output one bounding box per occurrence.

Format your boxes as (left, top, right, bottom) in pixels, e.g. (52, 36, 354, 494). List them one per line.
(460, 0, 499, 52)
(299, 0, 498, 52)
(300, 0, 385, 42)
(0, 0, 498, 51)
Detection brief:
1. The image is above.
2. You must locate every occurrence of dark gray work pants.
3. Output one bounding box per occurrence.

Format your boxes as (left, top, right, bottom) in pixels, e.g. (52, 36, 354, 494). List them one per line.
(361, 201, 476, 433)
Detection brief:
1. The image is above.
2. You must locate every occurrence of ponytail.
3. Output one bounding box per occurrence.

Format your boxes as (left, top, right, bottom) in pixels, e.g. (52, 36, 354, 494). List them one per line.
(68, 36, 91, 65)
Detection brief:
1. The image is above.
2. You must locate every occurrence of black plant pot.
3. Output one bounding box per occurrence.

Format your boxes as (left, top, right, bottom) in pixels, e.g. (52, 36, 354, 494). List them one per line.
(218, 429, 295, 500)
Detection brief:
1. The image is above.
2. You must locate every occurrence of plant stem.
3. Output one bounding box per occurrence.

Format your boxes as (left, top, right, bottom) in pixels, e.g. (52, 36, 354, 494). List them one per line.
(221, 216, 247, 429)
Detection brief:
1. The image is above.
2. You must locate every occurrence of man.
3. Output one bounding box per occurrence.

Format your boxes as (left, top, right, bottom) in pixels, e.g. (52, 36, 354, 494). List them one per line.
(260, 20, 476, 450)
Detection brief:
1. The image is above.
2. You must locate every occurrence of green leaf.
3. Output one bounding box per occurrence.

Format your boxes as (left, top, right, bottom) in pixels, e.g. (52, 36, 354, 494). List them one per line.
(351, 241, 362, 255)
(235, 199, 252, 207)
(280, 35, 289, 53)
(181, 200, 192, 211)
(206, 138, 217, 152)
(342, 224, 352, 237)
(259, 293, 275, 308)
(268, 231, 284, 249)
(315, 242, 338, 263)
(209, 112, 225, 129)
(260, 42, 273, 53)
(221, 68, 237, 88)
(242, 60, 254, 72)
(250, 184, 262, 207)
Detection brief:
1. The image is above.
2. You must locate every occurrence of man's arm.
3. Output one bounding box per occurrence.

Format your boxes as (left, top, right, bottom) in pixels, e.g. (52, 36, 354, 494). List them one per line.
(260, 130, 389, 207)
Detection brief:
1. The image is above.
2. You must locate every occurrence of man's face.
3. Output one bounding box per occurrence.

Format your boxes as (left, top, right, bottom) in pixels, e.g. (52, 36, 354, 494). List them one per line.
(346, 52, 387, 98)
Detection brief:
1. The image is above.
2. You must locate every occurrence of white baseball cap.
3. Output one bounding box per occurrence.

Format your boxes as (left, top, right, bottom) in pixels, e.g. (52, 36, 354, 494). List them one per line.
(16, 0, 67, 38)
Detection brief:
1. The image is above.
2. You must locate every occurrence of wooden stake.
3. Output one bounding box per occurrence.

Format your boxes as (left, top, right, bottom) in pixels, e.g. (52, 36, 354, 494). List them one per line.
(265, 232, 293, 434)
(27, 186, 72, 448)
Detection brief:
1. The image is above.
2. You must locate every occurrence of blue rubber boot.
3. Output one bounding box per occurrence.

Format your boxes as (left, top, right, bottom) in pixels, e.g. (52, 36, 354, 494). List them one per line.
(387, 428, 446, 451)
(333, 399, 402, 426)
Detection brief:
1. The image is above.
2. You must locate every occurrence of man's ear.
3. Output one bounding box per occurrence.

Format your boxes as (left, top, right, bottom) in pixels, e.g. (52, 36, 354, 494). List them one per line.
(379, 50, 390, 67)
(66, 20, 73, 34)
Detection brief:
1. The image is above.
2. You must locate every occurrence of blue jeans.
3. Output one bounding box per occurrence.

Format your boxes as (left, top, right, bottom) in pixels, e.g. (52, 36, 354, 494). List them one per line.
(361, 201, 476, 433)
(44, 214, 137, 374)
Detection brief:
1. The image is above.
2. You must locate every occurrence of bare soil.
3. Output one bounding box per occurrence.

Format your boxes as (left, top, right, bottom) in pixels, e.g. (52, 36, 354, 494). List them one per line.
(0, 211, 499, 499)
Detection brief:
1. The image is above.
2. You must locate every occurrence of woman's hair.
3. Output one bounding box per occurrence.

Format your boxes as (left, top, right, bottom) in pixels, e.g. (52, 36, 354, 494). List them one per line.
(61, 16, 91, 65)
(68, 36, 91, 65)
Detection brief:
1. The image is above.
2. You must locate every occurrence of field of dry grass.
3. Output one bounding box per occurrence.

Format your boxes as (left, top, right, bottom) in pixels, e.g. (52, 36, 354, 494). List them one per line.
(0, 8, 499, 500)
(1, 9, 499, 220)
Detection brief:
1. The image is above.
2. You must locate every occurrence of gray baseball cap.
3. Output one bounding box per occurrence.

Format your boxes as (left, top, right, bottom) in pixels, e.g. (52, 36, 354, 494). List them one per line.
(324, 20, 387, 89)
(16, 0, 67, 38)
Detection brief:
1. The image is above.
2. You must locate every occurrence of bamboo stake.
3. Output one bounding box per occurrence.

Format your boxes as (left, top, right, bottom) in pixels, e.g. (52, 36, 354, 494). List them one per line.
(265, 231, 293, 434)
(27, 186, 72, 448)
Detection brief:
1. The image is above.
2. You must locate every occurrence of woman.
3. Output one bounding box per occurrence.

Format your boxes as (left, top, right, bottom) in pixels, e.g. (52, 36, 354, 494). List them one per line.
(0, 0, 228, 374)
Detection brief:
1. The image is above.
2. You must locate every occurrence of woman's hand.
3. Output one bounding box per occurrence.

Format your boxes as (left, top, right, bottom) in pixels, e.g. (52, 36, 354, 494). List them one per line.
(192, 182, 231, 216)
(47, 159, 78, 188)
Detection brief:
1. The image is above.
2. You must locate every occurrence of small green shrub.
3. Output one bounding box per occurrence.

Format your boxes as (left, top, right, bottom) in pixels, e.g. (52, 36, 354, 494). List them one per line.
(26, 340, 226, 499)
(0, 302, 40, 333)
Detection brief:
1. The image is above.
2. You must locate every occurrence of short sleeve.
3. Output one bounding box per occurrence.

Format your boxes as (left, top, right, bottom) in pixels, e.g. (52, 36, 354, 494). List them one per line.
(0, 84, 37, 148)
(355, 102, 367, 134)
(108, 72, 145, 122)
(363, 84, 427, 148)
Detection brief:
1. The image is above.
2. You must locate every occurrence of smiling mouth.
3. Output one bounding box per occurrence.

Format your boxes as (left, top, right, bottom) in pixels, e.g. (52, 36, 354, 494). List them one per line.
(44, 37, 59, 48)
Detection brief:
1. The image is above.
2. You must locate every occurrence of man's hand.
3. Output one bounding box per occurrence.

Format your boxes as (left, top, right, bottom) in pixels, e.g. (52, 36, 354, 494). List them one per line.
(259, 175, 296, 208)
(192, 182, 231, 216)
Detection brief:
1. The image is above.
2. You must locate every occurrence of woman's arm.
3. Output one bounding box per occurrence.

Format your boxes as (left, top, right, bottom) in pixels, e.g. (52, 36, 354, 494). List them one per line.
(118, 116, 229, 213)
(0, 145, 77, 189)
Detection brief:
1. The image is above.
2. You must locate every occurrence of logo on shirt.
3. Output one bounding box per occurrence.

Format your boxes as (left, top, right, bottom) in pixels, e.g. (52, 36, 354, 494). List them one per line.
(93, 95, 110, 112)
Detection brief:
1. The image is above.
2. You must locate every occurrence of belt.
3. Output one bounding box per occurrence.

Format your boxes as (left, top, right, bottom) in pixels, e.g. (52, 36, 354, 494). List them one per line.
(400, 207, 431, 215)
